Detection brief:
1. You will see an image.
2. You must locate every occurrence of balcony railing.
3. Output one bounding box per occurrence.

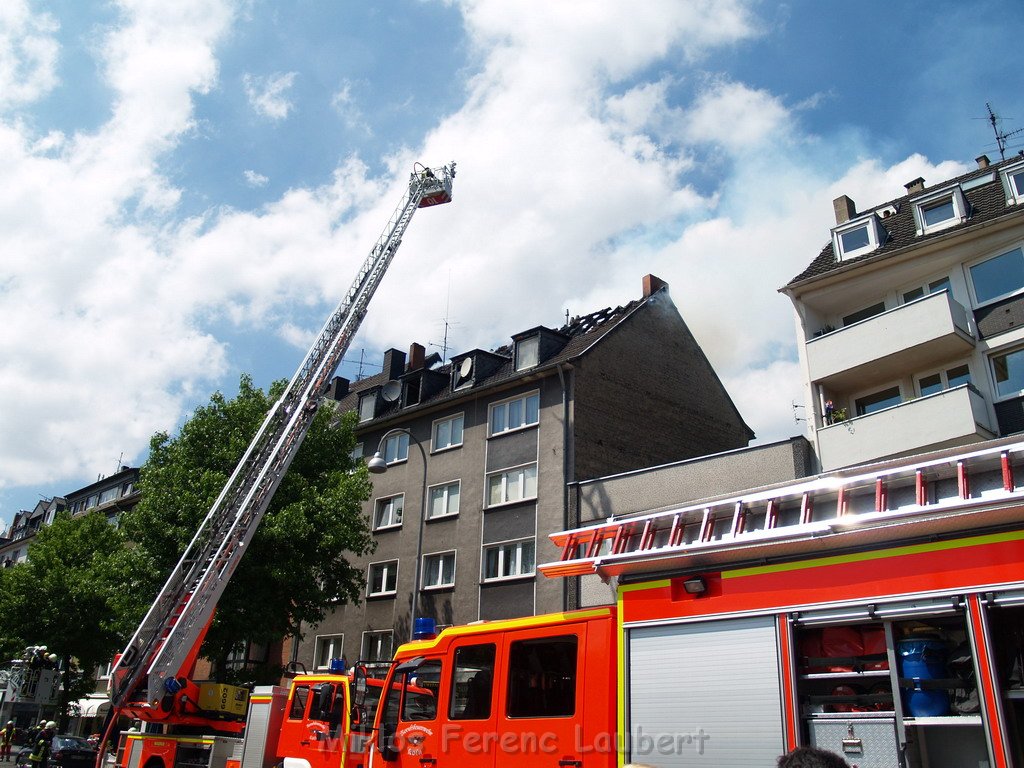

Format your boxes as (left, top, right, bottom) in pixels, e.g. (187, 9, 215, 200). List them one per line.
(817, 384, 995, 470)
(807, 290, 974, 391)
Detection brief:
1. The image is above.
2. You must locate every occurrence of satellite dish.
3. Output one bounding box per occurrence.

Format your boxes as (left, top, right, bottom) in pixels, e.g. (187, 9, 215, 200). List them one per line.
(381, 380, 402, 403)
(459, 357, 473, 379)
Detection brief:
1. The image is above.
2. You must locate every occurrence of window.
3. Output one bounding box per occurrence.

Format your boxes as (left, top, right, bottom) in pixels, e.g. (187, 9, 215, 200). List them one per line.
(383, 432, 409, 464)
(402, 659, 440, 721)
(483, 539, 536, 581)
(358, 393, 376, 422)
(1001, 161, 1024, 205)
(842, 301, 886, 327)
(361, 630, 394, 665)
(832, 214, 887, 261)
(917, 364, 971, 396)
(507, 635, 577, 718)
(99, 487, 119, 505)
(993, 348, 1024, 399)
(86, 494, 99, 510)
(486, 464, 537, 507)
(902, 276, 951, 304)
(969, 247, 1024, 306)
(368, 561, 398, 596)
(449, 644, 495, 720)
(314, 635, 344, 670)
(422, 551, 456, 589)
(432, 414, 464, 452)
(489, 392, 540, 435)
(855, 386, 902, 416)
(350, 443, 363, 462)
(515, 336, 539, 370)
(912, 186, 967, 235)
(374, 494, 403, 530)
(427, 481, 460, 519)
(289, 685, 311, 719)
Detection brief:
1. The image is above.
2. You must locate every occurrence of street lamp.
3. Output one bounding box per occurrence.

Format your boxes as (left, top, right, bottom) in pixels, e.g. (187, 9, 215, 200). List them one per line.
(367, 428, 428, 640)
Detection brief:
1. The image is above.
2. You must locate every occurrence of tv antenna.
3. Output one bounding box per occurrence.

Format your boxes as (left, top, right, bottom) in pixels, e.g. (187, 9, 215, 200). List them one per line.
(429, 270, 458, 361)
(981, 103, 1023, 161)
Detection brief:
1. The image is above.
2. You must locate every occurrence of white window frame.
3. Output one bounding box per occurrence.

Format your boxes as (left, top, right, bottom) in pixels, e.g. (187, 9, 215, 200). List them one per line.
(314, 634, 345, 670)
(427, 480, 460, 520)
(915, 362, 972, 397)
(383, 432, 409, 464)
(421, 550, 456, 590)
(900, 275, 951, 305)
(911, 185, 968, 236)
(358, 393, 376, 422)
(367, 560, 399, 597)
(431, 413, 464, 453)
(852, 382, 903, 417)
(831, 213, 886, 261)
(515, 336, 540, 371)
(350, 442, 364, 462)
(966, 245, 1024, 309)
(1000, 159, 1024, 206)
(485, 463, 538, 508)
(373, 494, 404, 530)
(360, 630, 394, 665)
(990, 346, 1024, 402)
(482, 538, 536, 583)
(488, 391, 540, 436)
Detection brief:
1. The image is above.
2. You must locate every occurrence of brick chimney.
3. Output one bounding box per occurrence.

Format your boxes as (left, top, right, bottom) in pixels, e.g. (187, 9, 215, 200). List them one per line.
(832, 195, 857, 225)
(905, 177, 926, 195)
(976, 154, 991, 169)
(407, 342, 425, 371)
(382, 348, 406, 380)
(328, 376, 350, 400)
(642, 274, 668, 298)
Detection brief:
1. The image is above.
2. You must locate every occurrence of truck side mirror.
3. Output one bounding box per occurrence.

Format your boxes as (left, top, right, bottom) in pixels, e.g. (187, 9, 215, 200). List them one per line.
(316, 683, 334, 721)
(353, 665, 367, 705)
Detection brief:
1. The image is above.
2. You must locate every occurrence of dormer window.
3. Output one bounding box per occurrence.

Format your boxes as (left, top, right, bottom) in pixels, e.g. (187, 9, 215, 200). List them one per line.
(358, 392, 376, 422)
(515, 336, 539, 371)
(911, 185, 968, 235)
(832, 214, 886, 261)
(1000, 159, 1024, 206)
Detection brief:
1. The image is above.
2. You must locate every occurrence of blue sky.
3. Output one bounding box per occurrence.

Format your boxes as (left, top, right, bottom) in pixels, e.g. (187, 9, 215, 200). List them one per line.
(1, 0, 1023, 528)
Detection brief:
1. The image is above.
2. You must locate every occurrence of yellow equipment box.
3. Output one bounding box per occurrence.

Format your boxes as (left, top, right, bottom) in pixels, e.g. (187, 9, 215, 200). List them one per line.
(198, 682, 249, 717)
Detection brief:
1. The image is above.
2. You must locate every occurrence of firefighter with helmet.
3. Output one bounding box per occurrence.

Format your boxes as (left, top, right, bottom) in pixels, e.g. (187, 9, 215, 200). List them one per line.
(0, 721, 14, 762)
(28, 722, 55, 768)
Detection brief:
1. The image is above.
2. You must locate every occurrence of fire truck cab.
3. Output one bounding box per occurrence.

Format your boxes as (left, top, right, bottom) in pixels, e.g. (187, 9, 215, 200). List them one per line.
(368, 611, 616, 768)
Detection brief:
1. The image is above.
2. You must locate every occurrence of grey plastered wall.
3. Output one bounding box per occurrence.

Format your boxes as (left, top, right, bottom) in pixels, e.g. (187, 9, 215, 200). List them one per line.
(570, 437, 814, 524)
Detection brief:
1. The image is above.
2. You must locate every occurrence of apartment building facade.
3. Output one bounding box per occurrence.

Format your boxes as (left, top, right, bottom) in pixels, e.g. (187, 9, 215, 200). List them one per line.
(782, 153, 1024, 470)
(296, 274, 754, 671)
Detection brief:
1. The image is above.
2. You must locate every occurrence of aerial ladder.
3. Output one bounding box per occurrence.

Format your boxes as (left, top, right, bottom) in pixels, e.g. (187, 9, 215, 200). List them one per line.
(105, 163, 455, 735)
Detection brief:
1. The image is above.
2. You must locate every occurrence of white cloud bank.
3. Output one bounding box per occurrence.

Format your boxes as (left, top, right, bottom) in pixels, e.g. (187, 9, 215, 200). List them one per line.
(0, 0, 968, 515)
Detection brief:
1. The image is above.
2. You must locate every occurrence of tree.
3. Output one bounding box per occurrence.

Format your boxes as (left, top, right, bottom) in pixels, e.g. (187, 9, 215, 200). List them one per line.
(0, 511, 135, 730)
(119, 375, 373, 684)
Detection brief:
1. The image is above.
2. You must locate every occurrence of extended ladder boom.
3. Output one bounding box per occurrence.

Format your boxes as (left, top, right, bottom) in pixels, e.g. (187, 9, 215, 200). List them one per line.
(111, 163, 455, 710)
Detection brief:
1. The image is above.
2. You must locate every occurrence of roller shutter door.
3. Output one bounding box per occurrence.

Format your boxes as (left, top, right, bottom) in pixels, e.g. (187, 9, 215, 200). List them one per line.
(627, 616, 785, 767)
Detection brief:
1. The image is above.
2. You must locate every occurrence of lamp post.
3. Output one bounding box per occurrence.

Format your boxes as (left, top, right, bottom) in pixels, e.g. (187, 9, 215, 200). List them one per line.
(367, 428, 428, 640)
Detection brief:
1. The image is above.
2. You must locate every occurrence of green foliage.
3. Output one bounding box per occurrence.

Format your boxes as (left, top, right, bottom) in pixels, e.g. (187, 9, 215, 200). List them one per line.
(0, 511, 132, 726)
(119, 375, 373, 684)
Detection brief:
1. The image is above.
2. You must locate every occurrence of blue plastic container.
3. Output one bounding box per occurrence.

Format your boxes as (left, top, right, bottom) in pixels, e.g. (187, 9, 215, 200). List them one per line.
(898, 638, 949, 717)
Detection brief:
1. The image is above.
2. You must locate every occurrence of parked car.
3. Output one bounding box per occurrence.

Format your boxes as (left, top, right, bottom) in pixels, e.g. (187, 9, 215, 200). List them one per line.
(15, 735, 97, 768)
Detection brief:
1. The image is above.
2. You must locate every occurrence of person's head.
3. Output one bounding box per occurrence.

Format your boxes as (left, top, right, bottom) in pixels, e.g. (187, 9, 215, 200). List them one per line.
(777, 747, 850, 768)
(44, 722, 56, 733)
(38, 720, 46, 728)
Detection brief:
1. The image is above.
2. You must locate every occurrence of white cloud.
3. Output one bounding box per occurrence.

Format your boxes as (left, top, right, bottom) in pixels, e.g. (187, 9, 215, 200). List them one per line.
(244, 169, 268, 187)
(243, 71, 297, 120)
(0, 0, 59, 108)
(331, 79, 371, 134)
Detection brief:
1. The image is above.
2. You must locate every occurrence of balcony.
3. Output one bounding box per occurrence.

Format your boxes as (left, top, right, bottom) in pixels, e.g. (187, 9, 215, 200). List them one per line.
(817, 384, 995, 470)
(807, 291, 975, 391)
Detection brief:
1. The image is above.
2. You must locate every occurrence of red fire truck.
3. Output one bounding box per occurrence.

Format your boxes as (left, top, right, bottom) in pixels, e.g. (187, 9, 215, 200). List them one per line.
(105, 162, 456, 768)
(367, 437, 1024, 768)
